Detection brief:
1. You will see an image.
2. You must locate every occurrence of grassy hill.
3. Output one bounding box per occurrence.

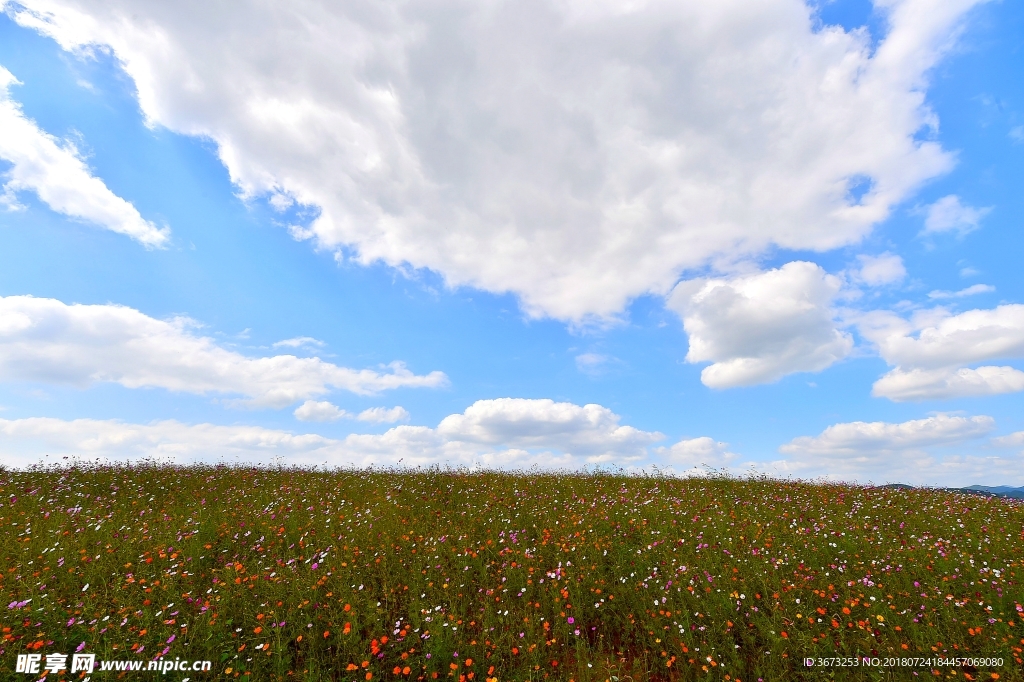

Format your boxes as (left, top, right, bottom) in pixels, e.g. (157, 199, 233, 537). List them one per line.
(1, 466, 1021, 680)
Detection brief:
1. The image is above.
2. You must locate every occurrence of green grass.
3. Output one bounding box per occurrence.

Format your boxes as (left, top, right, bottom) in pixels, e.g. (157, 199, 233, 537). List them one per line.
(1, 466, 1022, 681)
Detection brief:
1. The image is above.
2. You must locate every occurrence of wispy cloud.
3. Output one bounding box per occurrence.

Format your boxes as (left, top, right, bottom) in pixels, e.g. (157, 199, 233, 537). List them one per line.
(0, 66, 169, 247)
(272, 336, 325, 349)
(920, 195, 992, 236)
(0, 294, 447, 408)
(927, 284, 995, 299)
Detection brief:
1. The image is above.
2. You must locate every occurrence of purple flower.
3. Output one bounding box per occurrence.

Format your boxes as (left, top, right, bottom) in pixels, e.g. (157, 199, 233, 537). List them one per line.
(311, 563, 319, 571)
(567, 616, 574, 624)
(167, 634, 176, 644)
(76, 642, 86, 652)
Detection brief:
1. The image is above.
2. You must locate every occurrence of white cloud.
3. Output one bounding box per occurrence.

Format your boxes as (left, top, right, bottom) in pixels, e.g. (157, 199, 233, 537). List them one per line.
(860, 304, 1024, 400)
(357, 406, 410, 424)
(4, 404, 1014, 485)
(272, 336, 325, 349)
(293, 402, 410, 423)
(991, 431, 1024, 448)
(855, 252, 906, 286)
(927, 283, 994, 299)
(773, 413, 1019, 485)
(0, 417, 340, 469)
(921, 194, 992, 235)
(574, 353, 615, 377)
(0, 66, 169, 247)
(654, 436, 737, 475)
(1009, 126, 1023, 144)
(873, 366, 1024, 401)
(294, 400, 350, 422)
(436, 398, 662, 461)
(5, 0, 983, 320)
(0, 398, 664, 469)
(0, 294, 447, 407)
(668, 262, 852, 388)
(781, 413, 994, 456)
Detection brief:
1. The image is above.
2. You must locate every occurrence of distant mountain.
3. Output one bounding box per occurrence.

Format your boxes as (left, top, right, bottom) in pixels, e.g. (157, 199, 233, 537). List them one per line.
(963, 485, 1024, 499)
(880, 484, 1024, 499)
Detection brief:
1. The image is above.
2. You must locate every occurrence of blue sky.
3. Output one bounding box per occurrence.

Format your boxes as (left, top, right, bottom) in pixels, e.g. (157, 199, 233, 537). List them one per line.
(0, 0, 1022, 484)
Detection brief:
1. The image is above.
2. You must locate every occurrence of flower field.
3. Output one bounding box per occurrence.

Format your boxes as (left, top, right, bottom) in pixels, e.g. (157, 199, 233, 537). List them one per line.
(1, 466, 1022, 681)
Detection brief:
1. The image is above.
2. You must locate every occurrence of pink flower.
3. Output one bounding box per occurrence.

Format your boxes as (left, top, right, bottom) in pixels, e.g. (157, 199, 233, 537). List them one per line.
(567, 617, 574, 624)
(76, 642, 86, 652)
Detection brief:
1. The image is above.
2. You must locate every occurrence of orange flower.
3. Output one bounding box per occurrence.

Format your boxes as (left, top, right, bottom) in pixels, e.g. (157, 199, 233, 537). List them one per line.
(365, 674, 373, 681)
(347, 664, 359, 671)
(393, 666, 402, 675)
(464, 658, 473, 667)
(403, 667, 411, 675)
(324, 630, 331, 638)
(780, 632, 788, 639)
(254, 626, 262, 634)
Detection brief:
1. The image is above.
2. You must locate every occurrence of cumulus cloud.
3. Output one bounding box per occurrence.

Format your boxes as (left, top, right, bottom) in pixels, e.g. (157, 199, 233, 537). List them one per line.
(5, 403, 1013, 485)
(0, 66, 169, 247)
(991, 431, 1024, 448)
(0, 417, 339, 469)
(921, 195, 992, 235)
(781, 413, 994, 456)
(654, 436, 738, 475)
(668, 262, 852, 388)
(860, 304, 1024, 400)
(855, 253, 906, 286)
(4, 0, 982, 319)
(294, 400, 350, 422)
(436, 398, 662, 462)
(772, 413, 1016, 485)
(0, 398, 664, 469)
(872, 366, 1024, 401)
(0, 295, 447, 407)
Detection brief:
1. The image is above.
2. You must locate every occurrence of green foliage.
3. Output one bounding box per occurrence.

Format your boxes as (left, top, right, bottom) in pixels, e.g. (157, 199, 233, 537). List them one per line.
(1, 466, 1022, 681)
